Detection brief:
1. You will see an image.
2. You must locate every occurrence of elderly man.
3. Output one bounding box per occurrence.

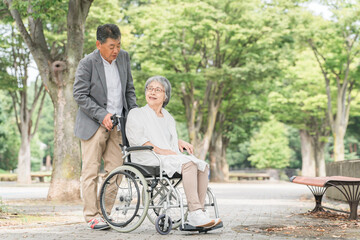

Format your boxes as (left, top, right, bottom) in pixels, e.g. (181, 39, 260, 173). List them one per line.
(73, 24, 137, 230)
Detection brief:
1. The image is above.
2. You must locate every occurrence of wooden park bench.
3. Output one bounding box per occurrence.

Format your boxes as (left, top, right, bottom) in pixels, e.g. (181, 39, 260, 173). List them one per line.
(31, 172, 52, 182)
(229, 172, 270, 181)
(290, 176, 360, 220)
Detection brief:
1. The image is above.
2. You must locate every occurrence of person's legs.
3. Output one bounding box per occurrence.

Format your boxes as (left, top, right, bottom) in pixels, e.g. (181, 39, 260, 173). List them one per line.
(198, 165, 222, 227)
(182, 162, 214, 227)
(81, 126, 108, 223)
(182, 162, 201, 212)
(197, 165, 209, 209)
(102, 129, 124, 214)
(103, 128, 123, 175)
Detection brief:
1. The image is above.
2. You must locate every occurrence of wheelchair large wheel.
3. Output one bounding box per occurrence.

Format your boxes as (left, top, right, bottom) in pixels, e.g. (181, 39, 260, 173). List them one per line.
(100, 165, 149, 232)
(147, 179, 187, 229)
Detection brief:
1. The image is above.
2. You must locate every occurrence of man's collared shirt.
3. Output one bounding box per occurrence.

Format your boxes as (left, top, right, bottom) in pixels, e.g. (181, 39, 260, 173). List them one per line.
(101, 56, 123, 115)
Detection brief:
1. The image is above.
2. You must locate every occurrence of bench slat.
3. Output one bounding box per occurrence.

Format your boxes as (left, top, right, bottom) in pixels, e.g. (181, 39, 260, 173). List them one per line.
(290, 176, 360, 187)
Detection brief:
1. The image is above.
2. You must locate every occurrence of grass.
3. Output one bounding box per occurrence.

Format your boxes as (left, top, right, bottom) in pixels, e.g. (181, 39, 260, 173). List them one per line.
(0, 197, 8, 215)
(0, 173, 17, 181)
(0, 171, 52, 182)
(0, 198, 65, 226)
(0, 214, 63, 226)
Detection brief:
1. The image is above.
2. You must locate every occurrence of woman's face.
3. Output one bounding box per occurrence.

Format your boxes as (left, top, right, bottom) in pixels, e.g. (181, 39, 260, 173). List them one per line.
(145, 81, 166, 108)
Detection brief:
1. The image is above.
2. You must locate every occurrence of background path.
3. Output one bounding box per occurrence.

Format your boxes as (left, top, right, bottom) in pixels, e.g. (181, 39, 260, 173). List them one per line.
(0, 181, 358, 239)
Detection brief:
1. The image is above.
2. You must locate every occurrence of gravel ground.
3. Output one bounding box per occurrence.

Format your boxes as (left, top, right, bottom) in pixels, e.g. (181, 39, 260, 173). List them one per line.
(0, 181, 359, 240)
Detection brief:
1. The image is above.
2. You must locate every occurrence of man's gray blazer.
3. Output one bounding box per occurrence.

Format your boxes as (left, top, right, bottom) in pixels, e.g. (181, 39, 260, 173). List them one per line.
(73, 49, 137, 140)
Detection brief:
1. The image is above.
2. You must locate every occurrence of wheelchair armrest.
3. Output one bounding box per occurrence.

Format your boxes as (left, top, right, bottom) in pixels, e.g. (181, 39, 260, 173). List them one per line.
(127, 146, 154, 152)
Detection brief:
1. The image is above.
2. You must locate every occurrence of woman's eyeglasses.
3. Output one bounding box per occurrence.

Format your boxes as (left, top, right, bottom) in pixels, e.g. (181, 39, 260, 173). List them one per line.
(146, 87, 165, 93)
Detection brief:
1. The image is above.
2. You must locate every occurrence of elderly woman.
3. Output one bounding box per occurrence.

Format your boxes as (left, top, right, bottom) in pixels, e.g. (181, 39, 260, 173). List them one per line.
(126, 76, 221, 228)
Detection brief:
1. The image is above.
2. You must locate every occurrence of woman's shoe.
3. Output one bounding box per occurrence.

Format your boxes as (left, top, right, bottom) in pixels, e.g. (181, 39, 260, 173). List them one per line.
(211, 218, 222, 227)
(202, 209, 222, 228)
(187, 209, 215, 228)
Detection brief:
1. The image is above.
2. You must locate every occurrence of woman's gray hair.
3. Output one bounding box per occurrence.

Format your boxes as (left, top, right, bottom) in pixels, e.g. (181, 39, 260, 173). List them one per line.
(145, 76, 172, 107)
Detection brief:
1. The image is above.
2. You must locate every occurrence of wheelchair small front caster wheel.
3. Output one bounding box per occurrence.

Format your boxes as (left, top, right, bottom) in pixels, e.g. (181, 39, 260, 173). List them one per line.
(155, 214, 172, 235)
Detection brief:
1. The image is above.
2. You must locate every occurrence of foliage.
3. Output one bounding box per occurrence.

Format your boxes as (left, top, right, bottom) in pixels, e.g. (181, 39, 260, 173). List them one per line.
(36, 93, 54, 158)
(84, 0, 133, 55)
(0, 92, 19, 171)
(287, 126, 302, 168)
(226, 141, 252, 170)
(126, 0, 299, 162)
(248, 118, 292, 169)
(2, 0, 360, 174)
(269, 48, 329, 137)
(0, 25, 20, 91)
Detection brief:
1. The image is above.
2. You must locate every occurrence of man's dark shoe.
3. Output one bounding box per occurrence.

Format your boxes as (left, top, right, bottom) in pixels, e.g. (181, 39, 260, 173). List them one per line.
(87, 217, 110, 230)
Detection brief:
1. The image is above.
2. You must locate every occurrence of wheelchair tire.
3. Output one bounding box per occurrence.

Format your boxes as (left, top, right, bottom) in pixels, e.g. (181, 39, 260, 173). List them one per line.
(100, 165, 149, 232)
(155, 214, 172, 235)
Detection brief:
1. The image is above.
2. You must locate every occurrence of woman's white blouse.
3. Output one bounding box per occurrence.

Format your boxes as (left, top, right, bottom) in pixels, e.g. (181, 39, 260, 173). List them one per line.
(125, 104, 208, 177)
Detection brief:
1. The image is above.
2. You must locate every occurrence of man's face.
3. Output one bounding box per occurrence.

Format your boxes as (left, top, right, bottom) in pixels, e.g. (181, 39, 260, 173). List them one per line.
(96, 38, 121, 64)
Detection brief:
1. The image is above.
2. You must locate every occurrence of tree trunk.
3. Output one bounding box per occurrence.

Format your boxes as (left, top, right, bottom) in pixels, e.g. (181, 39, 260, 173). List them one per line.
(47, 71, 81, 201)
(220, 137, 229, 181)
(315, 143, 326, 177)
(300, 130, 316, 177)
(308, 39, 353, 163)
(209, 131, 229, 182)
(195, 99, 219, 160)
(300, 129, 327, 177)
(333, 126, 346, 162)
(209, 133, 223, 182)
(182, 80, 223, 161)
(17, 122, 31, 184)
(46, 0, 92, 200)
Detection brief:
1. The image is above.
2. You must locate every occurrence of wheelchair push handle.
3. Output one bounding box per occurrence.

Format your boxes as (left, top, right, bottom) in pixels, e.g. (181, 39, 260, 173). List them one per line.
(110, 114, 120, 127)
(105, 113, 122, 132)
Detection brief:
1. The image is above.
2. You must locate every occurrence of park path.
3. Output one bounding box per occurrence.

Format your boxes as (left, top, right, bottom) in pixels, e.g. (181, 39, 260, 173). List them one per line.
(0, 181, 359, 239)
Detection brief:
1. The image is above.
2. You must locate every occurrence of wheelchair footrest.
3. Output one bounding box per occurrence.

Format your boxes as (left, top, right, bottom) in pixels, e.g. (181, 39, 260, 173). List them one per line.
(180, 222, 223, 233)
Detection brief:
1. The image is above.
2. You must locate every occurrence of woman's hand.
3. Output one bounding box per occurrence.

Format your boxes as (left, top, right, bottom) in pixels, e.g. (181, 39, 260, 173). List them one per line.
(178, 139, 194, 154)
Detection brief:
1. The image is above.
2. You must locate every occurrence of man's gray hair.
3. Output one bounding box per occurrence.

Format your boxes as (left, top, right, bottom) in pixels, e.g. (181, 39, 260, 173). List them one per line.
(145, 76, 172, 107)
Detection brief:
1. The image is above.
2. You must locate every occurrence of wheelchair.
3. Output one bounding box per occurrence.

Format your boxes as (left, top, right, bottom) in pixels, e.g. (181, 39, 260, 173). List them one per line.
(99, 115, 223, 235)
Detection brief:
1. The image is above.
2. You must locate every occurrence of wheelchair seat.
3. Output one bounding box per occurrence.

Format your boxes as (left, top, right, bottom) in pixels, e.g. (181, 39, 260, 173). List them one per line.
(115, 115, 182, 180)
(124, 162, 182, 179)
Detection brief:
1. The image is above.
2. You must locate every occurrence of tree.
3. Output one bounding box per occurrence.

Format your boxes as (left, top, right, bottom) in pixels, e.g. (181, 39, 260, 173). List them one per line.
(3, 0, 93, 200)
(269, 49, 330, 177)
(127, 0, 296, 180)
(208, 66, 272, 181)
(0, 25, 46, 183)
(128, 1, 229, 160)
(248, 118, 292, 169)
(306, 1, 360, 162)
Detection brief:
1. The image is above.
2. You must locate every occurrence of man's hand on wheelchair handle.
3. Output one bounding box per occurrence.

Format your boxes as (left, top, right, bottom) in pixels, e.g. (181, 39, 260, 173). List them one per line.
(102, 113, 114, 131)
(178, 139, 194, 154)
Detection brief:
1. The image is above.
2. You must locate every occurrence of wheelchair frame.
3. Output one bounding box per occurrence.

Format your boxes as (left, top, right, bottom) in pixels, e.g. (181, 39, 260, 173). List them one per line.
(99, 115, 223, 234)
